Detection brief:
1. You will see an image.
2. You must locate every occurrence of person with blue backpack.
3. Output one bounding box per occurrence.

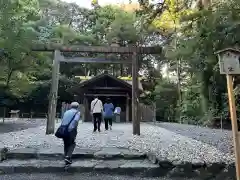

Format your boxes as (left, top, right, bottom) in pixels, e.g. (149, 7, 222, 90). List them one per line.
(103, 98, 114, 130)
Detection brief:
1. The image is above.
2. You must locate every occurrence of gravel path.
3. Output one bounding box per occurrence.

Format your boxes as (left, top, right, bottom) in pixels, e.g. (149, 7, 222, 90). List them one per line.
(0, 173, 194, 180)
(0, 118, 46, 134)
(152, 122, 233, 154)
(0, 122, 234, 164)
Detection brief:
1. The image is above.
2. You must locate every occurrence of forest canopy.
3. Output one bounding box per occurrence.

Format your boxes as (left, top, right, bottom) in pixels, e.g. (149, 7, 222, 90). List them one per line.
(0, 0, 239, 127)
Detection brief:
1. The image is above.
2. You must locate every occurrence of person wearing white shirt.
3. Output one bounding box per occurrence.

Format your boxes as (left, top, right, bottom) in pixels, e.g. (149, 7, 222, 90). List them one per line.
(90, 95, 103, 132)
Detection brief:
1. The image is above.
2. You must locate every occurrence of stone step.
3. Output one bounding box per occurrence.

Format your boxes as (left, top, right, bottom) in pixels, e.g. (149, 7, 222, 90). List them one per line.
(6, 147, 146, 160)
(0, 158, 236, 179)
(0, 159, 161, 177)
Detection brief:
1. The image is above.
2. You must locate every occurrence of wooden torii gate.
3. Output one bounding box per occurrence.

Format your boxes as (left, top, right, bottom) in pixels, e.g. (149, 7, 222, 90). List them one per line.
(31, 43, 162, 135)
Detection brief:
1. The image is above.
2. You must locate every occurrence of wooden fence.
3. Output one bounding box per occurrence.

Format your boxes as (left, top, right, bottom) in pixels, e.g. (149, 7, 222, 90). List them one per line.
(139, 103, 156, 122)
(1, 102, 156, 123)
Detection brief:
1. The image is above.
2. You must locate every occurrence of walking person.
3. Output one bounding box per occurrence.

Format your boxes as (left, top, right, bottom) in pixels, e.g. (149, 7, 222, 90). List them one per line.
(103, 98, 114, 130)
(59, 102, 80, 167)
(91, 95, 103, 132)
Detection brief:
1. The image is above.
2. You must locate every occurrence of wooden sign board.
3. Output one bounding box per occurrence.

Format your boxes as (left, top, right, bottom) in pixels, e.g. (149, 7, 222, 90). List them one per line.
(217, 49, 240, 75)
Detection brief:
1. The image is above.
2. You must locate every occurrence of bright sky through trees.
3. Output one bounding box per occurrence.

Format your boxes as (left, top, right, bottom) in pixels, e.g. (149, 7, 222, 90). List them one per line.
(62, 0, 138, 8)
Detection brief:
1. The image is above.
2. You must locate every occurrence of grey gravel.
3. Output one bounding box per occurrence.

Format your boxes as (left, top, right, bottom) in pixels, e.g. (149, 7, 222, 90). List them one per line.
(0, 120, 235, 164)
(0, 118, 46, 134)
(153, 122, 233, 154)
(0, 173, 196, 180)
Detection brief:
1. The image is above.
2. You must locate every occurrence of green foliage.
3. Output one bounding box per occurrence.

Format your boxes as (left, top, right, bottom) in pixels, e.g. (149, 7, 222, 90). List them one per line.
(0, 0, 161, 115)
(5, 0, 239, 128)
(154, 78, 178, 121)
(174, 0, 240, 123)
(106, 10, 139, 44)
(137, 0, 240, 127)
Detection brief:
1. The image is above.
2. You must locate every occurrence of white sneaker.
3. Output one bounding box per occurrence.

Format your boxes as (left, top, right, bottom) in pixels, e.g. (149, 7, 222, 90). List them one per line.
(110, 126, 112, 130)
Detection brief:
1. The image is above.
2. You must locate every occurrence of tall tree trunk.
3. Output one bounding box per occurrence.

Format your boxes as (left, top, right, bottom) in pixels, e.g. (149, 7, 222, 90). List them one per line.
(177, 59, 182, 106)
(202, 0, 211, 8)
(196, 0, 211, 9)
(6, 68, 13, 88)
(199, 74, 209, 113)
(120, 64, 123, 76)
(196, 0, 211, 115)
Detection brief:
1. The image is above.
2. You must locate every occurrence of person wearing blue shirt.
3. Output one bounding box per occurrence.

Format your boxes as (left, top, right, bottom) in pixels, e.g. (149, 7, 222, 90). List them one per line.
(103, 98, 114, 130)
(61, 102, 80, 166)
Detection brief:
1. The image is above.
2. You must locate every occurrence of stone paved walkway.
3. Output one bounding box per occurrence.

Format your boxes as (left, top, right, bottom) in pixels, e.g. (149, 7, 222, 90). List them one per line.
(0, 122, 234, 164)
(0, 173, 194, 180)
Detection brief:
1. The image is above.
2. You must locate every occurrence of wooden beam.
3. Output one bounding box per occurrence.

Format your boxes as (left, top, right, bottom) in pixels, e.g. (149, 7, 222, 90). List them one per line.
(84, 93, 127, 97)
(89, 87, 127, 90)
(83, 97, 87, 122)
(60, 57, 132, 64)
(31, 43, 162, 54)
(126, 95, 130, 122)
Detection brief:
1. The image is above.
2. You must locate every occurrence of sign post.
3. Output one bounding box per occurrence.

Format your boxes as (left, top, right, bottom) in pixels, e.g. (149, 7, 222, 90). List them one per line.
(215, 48, 240, 180)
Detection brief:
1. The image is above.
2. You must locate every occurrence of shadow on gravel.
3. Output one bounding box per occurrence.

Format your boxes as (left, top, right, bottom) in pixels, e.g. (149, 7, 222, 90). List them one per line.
(0, 119, 46, 134)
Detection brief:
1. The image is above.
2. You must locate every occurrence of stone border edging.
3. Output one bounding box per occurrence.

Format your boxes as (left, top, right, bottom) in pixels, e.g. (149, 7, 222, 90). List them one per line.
(0, 159, 160, 177)
(6, 152, 146, 160)
(0, 166, 160, 177)
(5, 147, 146, 161)
(1, 146, 237, 179)
(0, 158, 236, 179)
(146, 152, 236, 179)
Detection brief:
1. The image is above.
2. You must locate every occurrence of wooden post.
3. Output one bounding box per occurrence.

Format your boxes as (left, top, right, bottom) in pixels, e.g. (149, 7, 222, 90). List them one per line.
(84, 67, 87, 77)
(46, 50, 60, 134)
(120, 64, 123, 76)
(220, 115, 223, 131)
(126, 95, 129, 122)
(86, 99, 90, 122)
(226, 75, 240, 180)
(83, 97, 87, 122)
(84, 94, 89, 122)
(153, 102, 156, 125)
(61, 102, 65, 119)
(3, 107, 6, 123)
(112, 66, 114, 76)
(132, 51, 140, 135)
